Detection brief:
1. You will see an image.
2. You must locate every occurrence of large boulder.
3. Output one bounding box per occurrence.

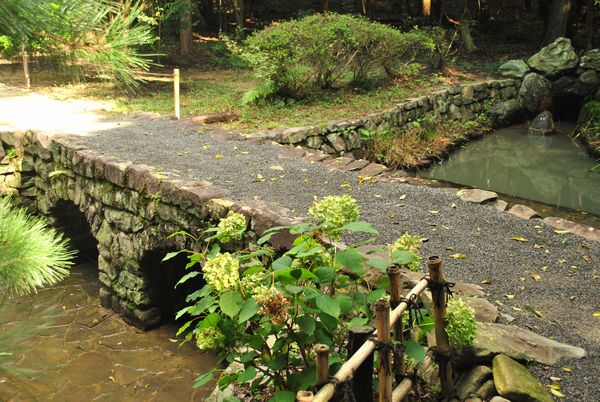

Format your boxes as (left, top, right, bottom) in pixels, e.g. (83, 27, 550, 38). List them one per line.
(474, 322, 586, 365)
(527, 37, 578, 77)
(493, 355, 553, 402)
(489, 99, 523, 126)
(527, 111, 554, 135)
(518, 73, 552, 116)
(499, 59, 530, 79)
(580, 48, 600, 70)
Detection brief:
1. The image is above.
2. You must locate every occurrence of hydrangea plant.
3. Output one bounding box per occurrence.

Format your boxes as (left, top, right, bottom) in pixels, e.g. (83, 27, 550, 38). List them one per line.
(445, 298, 477, 349)
(389, 232, 424, 272)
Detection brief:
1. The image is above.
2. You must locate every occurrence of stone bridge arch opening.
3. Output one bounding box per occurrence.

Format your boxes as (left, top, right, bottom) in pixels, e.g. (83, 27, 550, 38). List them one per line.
(49, 199, 98, 263)
(140, 248, 205, 325)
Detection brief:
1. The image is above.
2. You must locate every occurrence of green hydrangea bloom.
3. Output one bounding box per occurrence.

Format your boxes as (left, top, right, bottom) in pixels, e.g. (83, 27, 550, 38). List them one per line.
(445, 298, 477, 349)
(215, 211, 247, 243)
(390, 232, 423, 272)
(195, 326, 226, 350)
(240, 272, 267, 295)
(203, 252, 240, 292)
(308, 195, 360, 232)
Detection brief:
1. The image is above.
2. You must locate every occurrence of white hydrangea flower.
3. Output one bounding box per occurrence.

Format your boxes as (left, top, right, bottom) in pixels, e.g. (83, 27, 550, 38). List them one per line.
(195, 326, 226, 350)
(215, 211, 247, 243)
(203, 252, 240, 292)
(308, 195, 360, 230)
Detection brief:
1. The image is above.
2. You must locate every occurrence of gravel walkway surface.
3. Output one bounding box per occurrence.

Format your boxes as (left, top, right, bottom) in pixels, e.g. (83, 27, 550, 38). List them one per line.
(81, 116, 600, 401)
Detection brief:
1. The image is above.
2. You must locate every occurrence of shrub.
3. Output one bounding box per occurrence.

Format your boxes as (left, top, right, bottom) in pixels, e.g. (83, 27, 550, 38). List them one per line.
(169, 197, 422, 396)
(445, 298, 476, 349)
(389, 232, 424, 272)
(233, 13, 435, 101)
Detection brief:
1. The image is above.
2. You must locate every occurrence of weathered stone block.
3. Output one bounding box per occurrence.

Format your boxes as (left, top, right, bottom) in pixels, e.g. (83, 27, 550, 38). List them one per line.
(104, 160, 131, 187)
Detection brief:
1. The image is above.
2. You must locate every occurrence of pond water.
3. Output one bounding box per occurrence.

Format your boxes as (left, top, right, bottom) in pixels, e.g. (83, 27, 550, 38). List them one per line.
(0, 261, 216, 401)
(420, 124, 600, 225)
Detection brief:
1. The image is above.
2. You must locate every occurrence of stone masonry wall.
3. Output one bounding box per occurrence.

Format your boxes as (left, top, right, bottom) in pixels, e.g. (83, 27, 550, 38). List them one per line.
(1, 130, 297, 330)
(250, 79, 521, 157)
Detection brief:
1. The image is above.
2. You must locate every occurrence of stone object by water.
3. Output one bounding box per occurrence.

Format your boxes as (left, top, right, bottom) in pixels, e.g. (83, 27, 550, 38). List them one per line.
(528, 111, 554, 136)
(499, 59, 530, 79)
(518, 73, 552, 116)
(457, 188, 498, 204)
(508, 204, 541, 219)
(527, 37, 579, 78)
(492, 355, 553, 402)
(580, 49, 600, 71)
(489, 99, 522, 127)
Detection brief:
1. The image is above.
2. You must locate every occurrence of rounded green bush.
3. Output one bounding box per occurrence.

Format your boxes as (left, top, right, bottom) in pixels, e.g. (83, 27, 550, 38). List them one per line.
(234, 13, 435, 100)
(445, 298, 477, 349)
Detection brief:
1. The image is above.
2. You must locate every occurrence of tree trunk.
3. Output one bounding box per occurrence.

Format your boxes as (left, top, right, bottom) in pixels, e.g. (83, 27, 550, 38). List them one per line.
(584, 0, 596, 49)
(179, 0, 193, 55)
(460, 21, 477, 52)
(422, 0, 432, 24)
(322, 0, 329, 12)
(232, 0, 245, 29)
(543, 0, 573, 44)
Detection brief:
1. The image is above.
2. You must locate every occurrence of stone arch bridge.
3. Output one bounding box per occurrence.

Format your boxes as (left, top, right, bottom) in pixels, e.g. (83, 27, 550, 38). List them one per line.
(0, 130, 295, 329)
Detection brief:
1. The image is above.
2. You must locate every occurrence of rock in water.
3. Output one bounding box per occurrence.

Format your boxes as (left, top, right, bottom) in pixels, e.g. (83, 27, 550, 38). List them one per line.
(457, 188, 498, 204)
(489, 99, 523, 127)
(528, 111, 554, 135)
(518, 73, 552, 116)
(527, 37, 579, 78)
(580, 48, 600, 71)
(474, 323, 587, 365)
(492, 355, 553, 402)
(499, 59, 530, 79)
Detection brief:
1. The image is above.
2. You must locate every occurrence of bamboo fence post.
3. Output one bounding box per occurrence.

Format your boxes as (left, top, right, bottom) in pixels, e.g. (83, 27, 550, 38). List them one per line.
(427, 256, 455, 399)
(376, 299, 392, 402)
(21, 42, 30, 89)
(296, 390, 314, 402)
(387, 265, 405, 385)
(315, 344, 330, 387)
(349, 326, 374, 402)
(173, 68, 180, 119)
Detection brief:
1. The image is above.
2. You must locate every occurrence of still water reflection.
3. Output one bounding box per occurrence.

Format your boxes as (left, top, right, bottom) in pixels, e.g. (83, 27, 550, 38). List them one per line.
(421, 125, 600, 216)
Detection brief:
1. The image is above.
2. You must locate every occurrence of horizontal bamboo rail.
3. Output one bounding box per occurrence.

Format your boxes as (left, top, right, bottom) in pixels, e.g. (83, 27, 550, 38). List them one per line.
(392, 355, 433, 402)
(312, 277, 430, 402)
(131, 69, 181, 119)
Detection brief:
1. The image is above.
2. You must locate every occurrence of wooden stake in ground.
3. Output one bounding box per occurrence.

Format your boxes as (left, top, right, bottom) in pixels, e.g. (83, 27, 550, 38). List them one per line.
(428, 256, 455, 399)
(376, 299, 392, 402)
(387, 265, 405, 384)
(21, 42, 30, 90)
(349, 326, 374, 402)
(173, 68, 180, 119)
(315, 344, 330, 387)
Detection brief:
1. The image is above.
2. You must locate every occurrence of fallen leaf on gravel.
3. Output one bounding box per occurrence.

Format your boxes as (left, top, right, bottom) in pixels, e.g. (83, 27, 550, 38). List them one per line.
(549, 387, 565, 398)
(449, 253, 467, 259)
(569, 296, 576, 301)
(525, 305, 543, 318)
(582, 254, 590, 261)
(341, 182, 352, 190)
(511, 236, 528, 242)
(428, 210, 439, 215)
(512, 306, 522, 311)
(253, 174, 265, 182)
(520, 277, 526, 282)
(541, 266, 548, 272)
(533, 244, 544, 249)
(357, 175, 372, 184)
(530, 274, 541, 281)
(593, 311, 600, 317)
(550, 376, 562, 382)
(215, 154, 223, 159)
(504, 294, 515, 300)
(562, 367, 572, 373)
(451, 202, 457, 208)
(399, 194, 407, 200)
(554, 229, 571, 234)
(240, 151, 249, 155)
(446, 246, 454, 251)
(481, 279, 492, 285)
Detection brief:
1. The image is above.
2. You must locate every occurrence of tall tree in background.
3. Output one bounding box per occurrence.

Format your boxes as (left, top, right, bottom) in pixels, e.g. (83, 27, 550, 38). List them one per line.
(543, 0, 573, 44)
(180, 0, 193, 55)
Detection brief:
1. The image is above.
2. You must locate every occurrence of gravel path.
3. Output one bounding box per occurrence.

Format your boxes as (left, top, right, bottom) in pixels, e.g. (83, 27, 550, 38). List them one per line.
(81, 116, 600, 401)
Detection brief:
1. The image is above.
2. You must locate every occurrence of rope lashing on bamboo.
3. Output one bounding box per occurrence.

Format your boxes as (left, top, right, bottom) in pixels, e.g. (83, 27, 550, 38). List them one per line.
(426, 279, 455, 307)
(400, 293, 423, 329)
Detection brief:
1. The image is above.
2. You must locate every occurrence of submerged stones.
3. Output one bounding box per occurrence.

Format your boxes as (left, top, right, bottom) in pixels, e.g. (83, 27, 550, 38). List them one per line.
(527, 111, 554, 136)
(527, 37, 578, 78)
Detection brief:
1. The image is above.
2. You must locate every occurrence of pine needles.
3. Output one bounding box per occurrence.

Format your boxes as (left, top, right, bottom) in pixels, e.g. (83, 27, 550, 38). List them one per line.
(0, 197, 74, 298)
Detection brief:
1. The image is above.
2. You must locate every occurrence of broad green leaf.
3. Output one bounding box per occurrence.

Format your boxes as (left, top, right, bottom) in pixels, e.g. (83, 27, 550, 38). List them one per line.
(367, 258, 390, 272)
(175, 306, 192, 320)
(297, 315, 316, 335)
(417, 316, 435, 333)
(405, 339, 426, 362)
(218, 373, 238, 390)
(341, 221, 379, 234)
(198, 313, 221, 329)
(176, 320, 193, 336)
(220, 292, 243, 318)
(175, 271, 200, 287)
(237, 366, 257, 383)
(336, 248, 364, 272)
(269, 391, 296, 402)
(348, 316, 369, 329)
(314, 266, 336, 284)
(316, 294, 341, 318)
(285, 285, 304, 295)
(163, 250, 184, 261)
(367, 288, 387, 305)
(391, 250, 417, 266)
(336, 295, 353, 315)
(272, 255, 293, 270)
(238, 299, 259, 323)
(193, 370, 215, 388)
